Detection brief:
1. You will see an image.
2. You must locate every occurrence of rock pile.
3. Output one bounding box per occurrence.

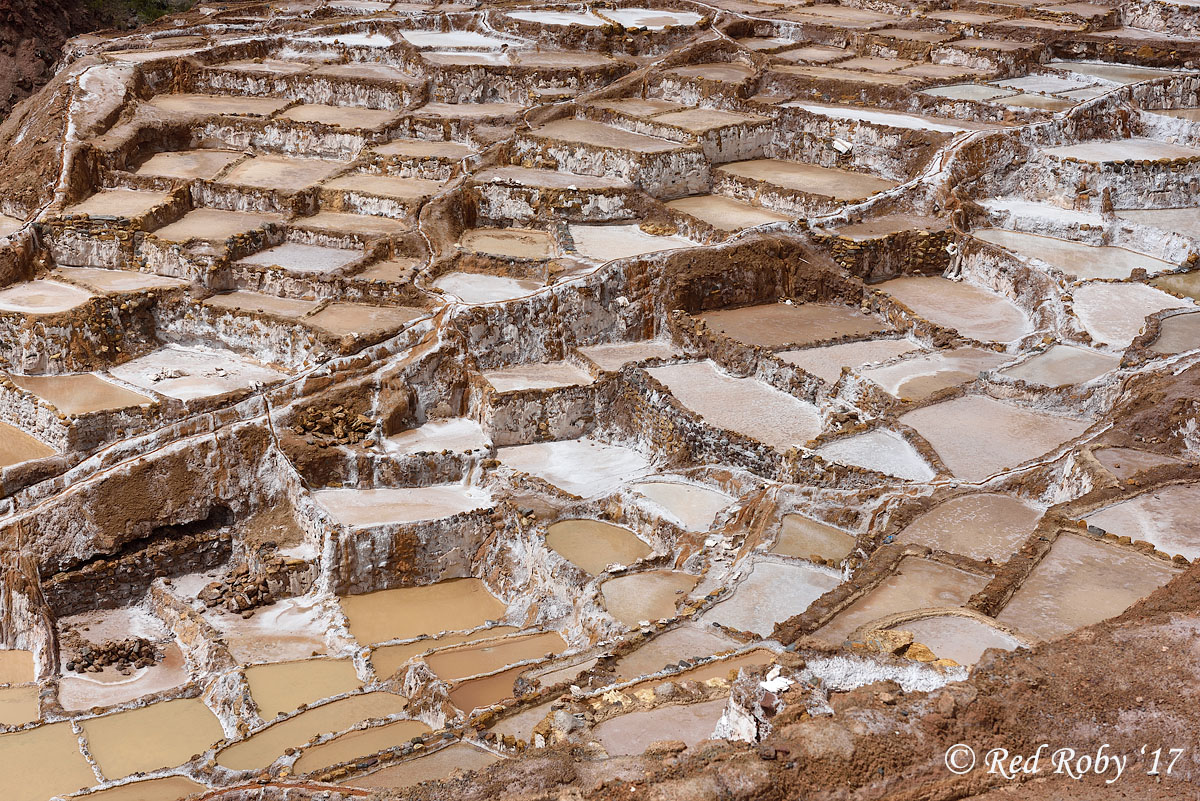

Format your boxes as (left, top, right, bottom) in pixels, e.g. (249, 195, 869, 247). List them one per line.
(65, 637, 160, 674)
(293, 405, 375, 447)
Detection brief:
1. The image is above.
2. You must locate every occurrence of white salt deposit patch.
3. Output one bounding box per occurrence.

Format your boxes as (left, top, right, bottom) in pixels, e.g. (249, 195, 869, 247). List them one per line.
(313, 485, 493, 527)
(483, 360, 594, 392)
(858, 347, 1006, 400)
(805, 654, 965, 693)
(702, 560, 841, 635)
(577, 339, 682, 372)
(999, 344, 1119, 387)
(497, 438, 652, 497)
(384, 418, 490, 456)
(506, 10, 605, 26)
(108, 345, 287, 401)
(1086, 483, 1200, 560)
(400, 30, 510, 48)
(779, 339, 921, 384)
(633, 481, 734, 531)
(816, 429, 936, 482)
(783, 102, 978, 133)
(0, 280, 94, 314)
(569, 224, 696, 262)
(974, 228, 1173, 280)
(648, 361, 822, 450)
(206, 595, 334, 664)
(299, 32, 395, 47)
(602, 8, 703, 28)
(995, 73, 1096, 94)
(432, 272, 543, 304)
(238, 243, 363, 275)
(1072, 282, 1190, 347)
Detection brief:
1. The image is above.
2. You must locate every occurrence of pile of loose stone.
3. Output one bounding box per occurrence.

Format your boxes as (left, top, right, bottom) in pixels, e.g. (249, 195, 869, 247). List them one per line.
(65, 637, 161, 674)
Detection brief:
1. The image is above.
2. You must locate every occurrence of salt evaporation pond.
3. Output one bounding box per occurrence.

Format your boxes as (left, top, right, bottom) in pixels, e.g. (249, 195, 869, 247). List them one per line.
(10, 373, 151, 414)
(894, 615, 1021, 665)
(996, 533, 1179, 641)
(0, 721, 97, 801)
(772, 514, 857, 563)
(973, 228, 1172, 279)
(432, 272, 544, 304)
(82, 697, 224, 778)
(601, 570, 698, 626)
(545, 519, 651, 575)
(594, 698, 727, 756)
(699, 302, 884, 348)
(1071, 282, 1189, 347)
(999, 344, 1120, 386)
(569, 224, 695, 262)
(293, 717, 432, 774)
(702, 560, 841, 635)
(633, 481, 733, 531)
(497, 438, 652, 496)
(341, 579, 507, 646)
(876, 276, 1030, 343)
(816, 429, 935, 481)
(206, 594, 333, 664)
(779, 338, 920, 384)
(612, 625, 738, 681)
(74, 775, 207, 801)
(384, 417, 490, 456)
(371, 626, 519, 679)
(313, 485, 492, 527)
(858, 347, 1006, 400)
(1086, 483, 1200, 560)
(340, 742, 502, 789)
(1150, 312, 1200, 354)
(1093, 447, 1182, 480)
(108, 345, 287, 401)
(245, 657, 361, 718)
(897, 493, 1044, 561)
(0, 280, 94, 314)
(426, 631, 566, 680)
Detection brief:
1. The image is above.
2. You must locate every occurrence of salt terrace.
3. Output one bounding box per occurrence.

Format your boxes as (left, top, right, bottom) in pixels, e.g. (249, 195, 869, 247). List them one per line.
(0, 0, 1199, 798)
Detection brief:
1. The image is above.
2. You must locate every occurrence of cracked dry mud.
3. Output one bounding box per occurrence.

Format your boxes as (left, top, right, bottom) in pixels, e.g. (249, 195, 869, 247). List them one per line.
(1, 0, 1200, 799)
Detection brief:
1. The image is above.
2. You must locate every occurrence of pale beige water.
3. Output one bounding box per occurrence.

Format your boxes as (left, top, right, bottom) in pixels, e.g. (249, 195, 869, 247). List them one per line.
(340, 578, 508, 646)
(666, 195, 791, 231)
(313, 485, 492, 527)
(999, 345, 1120, 386)
(1153, 270, 1200, 302)
(0, 722, 96, 801)
(629, 649, 774, 689)
(0, 421, 55, 467)
(323, 174, 443, 199)
(217, 692, 410, 771)
(601, 570, 698, 626)
(457, 228, 554, 260)
(65, 775, 207, 801)
(594, 698, 728, 756)
(371, 627, 520, 679)
(149, 93, 290, 117)
(702, 560, 841, 636)
(612, 625, 738, 681)
(204, 291, 318, 319)
(897, 493, 1044, 562)
(82, 697, 225, 779)
(58, 642, 189, 711)
(717, 160, 897, 200)
(779, 339, 921, 384)
(0, 280, 94, 314)
(292, 718, 432, 775)
(1071, 282, 1189, 347)
(65, 189, 171, 219)
(896, 615, 1021, 665)
(0, 685, 38, 725)
(772, 514, 857, 563)
(1150, 312, 1200, 354)
(900, 396, 1091, 482)
(245, 657, 361, 719)
(53, 267, 187, 293)
(1045, 137, 1200, 163)
(0, 649, 35, 684)
(700, 303, 884, 348)
(152, 209, 281, 243)
(815, 428, 935, 482)
(484, 361, 594, 393)
(545, 519, 651, 575)
(135, 149, 243, 180)
(633, 481, 733, 531)
(426, 631, 566, 680)
(647, 361, 822, 450)
(306, 303, 423, 337)
(1093, 447, 1182, 479)
(9, 373, 152, 414)
(996, 533, 1179, 641)
(876, 277, 1030, 343)
(815, 557, 989, 644)
(488, 699, 556, 741)
(859, 347, 1006, 400)
(1086, 483, 1200, 560)
(341, 742, 502, 789)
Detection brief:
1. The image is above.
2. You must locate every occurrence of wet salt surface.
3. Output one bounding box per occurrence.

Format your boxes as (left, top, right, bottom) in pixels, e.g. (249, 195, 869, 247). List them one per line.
(82, 697, 225, 779)
(0, 649, 35, 684)
(458, 227, 555, 260)
(293, 717, 432, 775)
(0, 686, 38, 725)
(340, 742, 502, 789)
(594, 698, 728, 756)
(1149, 312, 1200, 354)
(0, 721, 96, 801)
(151, 208, 282, 243)
(340, 578, 507, 646)
(999, 344, 1120, 386)
(601, 570, 698, 627)
(612, 625, 738, 682)
(1044, 137, 1200, 163)
(815, 557, 989, 644)
(974, 228, 1173, 279)
(717, 159, 897, 201)
(108, 344, 288, 401)
(996, 533, 1179, 641)
(399, 30, 510, 48)
(58, 643, 188, 711)
(876, 276, 1030, 343)
(546, 519, 651, 575)
(371, 627, 519, 679)
(633, 481, 733, 531)
(1086, 483, 1200, 559)
(65, 189, 172, 219)
(426, 631, 566, 681)
(0, 213, 23, 237)
(218, 155, 346, 192)
(1093, 447, 1183, 479)
(700, 302, 884, 348)
(206, 595, 333, 664)
(0, 280, 94, 314)
(432, 272, 544, 304)
(779, 338, 921, 384)
(1071, 282, 1190, 347)
(895, 615, 1021, 665)
(648, 361, 822, 449)
(0, 421, 56, 466)
(483, 360, 594, 392)
(9, 373, 152, 415)
(665, 194, 791, 231)
(384, 417, 490, 456)
(577, 339, 682, 371)
(898, 493, 1044, 562)
(858, 347, 1006, 400)
(497, 438, 652, 497)
(313, 485, 493, 527)
(306, 303, 423, 337)
(816, 429, 936, 482)
(134, 148, 243, 180)
(149, 92, 290, 117)
(703, 560, 841, 635)
(245, 657, 361, 718)
(601, 8, 703, 28)
(66, 775, 208, 801)
(900, 396, 1091, 482)
(237, 242, 364, 275)
(772, 514, 856, 563)
(55, 267, 185, 294)
(568, 224, 696, 262)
